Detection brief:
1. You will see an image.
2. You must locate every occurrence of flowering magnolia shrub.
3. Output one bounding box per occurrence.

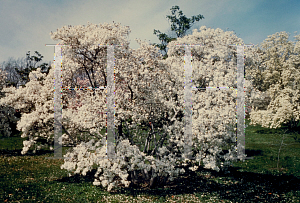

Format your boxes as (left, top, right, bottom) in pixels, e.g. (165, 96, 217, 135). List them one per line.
(1, 22, 260, 192)
(54, 23, 258, 191)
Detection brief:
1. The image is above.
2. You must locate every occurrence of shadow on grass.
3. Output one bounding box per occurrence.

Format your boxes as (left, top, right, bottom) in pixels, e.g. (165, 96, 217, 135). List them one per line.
(0, 148, 54, 157)
(54, 165, 299, 202)
(245, 149, 263, 157)
(56, 169, 99, 184)
(255, 129, 277, 134)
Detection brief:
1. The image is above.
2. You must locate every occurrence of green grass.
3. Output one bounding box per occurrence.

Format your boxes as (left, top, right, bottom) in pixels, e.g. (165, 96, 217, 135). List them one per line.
(0, 119, 300, 202)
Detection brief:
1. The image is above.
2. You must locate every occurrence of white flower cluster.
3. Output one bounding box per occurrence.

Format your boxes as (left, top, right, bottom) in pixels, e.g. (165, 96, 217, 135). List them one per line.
(61, 138, 185, 192)
(28, 68, 46, 81)
(21, 139, 36, 155)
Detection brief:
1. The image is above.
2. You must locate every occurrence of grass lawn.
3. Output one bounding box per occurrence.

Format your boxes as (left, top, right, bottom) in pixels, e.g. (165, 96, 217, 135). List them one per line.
(0, 119, 299, 202)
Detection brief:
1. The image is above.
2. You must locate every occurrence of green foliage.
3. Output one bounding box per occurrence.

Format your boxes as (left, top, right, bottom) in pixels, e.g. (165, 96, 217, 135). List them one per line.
(167, 5, 205, 38)
(151, 5, 204, 59)
(152, 29, 177, 59)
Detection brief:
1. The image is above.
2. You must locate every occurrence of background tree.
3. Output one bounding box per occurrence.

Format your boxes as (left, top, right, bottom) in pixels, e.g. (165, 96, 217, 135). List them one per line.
(151, 5, 205, 59)
(0, 68, 7, 97)
(13, 51, 52, 88)
(0, 51, 52, 89)
(0, 57, 26, 89)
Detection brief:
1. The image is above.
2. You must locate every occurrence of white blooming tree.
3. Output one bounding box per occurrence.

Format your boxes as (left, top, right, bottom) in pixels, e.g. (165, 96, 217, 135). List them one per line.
(0, 22, 257, 191)
(245, 31, 300, 133)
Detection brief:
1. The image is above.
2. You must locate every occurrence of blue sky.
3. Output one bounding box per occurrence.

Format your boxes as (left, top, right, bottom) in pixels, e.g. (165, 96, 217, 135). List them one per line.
(0, 0, 299, 66)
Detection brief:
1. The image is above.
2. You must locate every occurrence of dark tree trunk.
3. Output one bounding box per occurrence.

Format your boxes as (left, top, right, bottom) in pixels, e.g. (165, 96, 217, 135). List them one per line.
(149, 169, 158, 188)
(160, 175, 169, 187)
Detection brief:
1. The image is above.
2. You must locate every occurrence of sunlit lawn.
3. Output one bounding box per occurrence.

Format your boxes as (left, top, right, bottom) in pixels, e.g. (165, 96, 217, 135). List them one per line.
(0, 119, 299, 202)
